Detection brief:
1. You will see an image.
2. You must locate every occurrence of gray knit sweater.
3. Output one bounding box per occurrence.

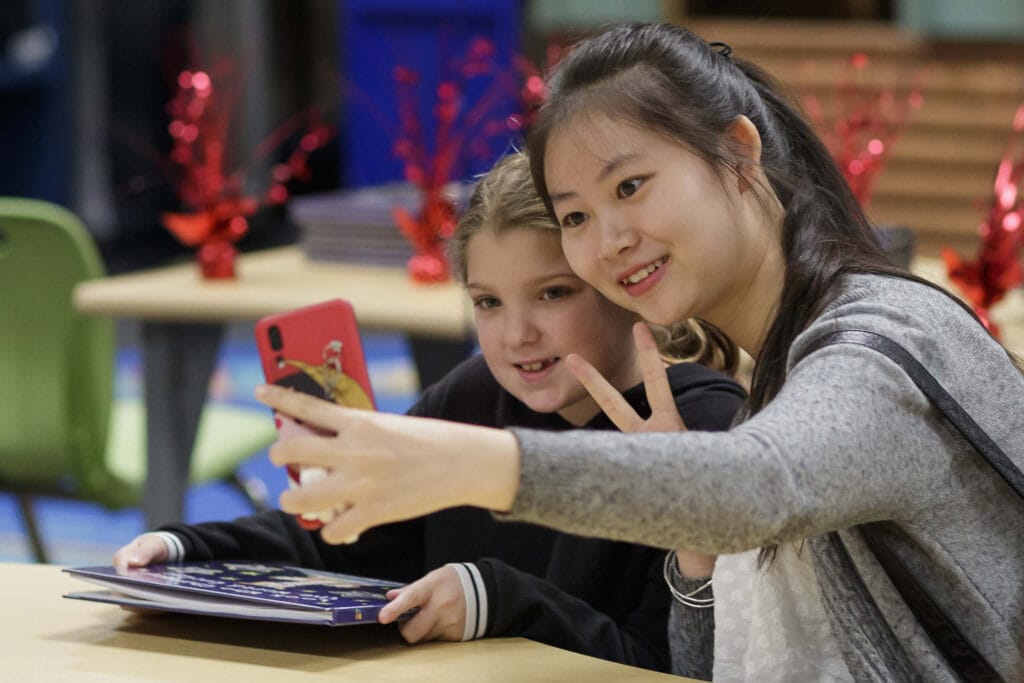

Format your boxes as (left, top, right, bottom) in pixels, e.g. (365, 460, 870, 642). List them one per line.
(507, 274, 1023, 681)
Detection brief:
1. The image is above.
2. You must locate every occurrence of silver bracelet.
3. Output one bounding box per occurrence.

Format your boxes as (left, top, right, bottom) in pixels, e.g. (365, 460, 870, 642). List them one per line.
(663, 551, 714, 609)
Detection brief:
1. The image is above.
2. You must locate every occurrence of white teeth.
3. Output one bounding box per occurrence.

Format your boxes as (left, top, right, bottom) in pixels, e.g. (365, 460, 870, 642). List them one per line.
(519, 360, 552, 372)
(622, 257, 667, 285)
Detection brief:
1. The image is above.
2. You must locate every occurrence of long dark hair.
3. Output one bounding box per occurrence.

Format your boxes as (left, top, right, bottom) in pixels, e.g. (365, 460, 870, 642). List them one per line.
(526, 23, 1015, 563)
(450, 150, 739, 372)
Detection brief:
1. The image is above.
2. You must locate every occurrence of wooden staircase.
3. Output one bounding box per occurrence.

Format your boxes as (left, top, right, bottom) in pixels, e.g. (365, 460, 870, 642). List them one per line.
(683, 18, 1024, 257)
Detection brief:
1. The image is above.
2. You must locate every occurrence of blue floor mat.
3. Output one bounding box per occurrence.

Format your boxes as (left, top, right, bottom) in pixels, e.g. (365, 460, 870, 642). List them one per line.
(0, 332, 420, 565)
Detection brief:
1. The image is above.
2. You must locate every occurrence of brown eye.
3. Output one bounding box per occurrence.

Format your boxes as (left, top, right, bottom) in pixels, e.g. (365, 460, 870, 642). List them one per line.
(561, 211, 587, 228)
(541, 286, 572, 301)
(617, 177, 643, 198)
(473, 296, 500, 310)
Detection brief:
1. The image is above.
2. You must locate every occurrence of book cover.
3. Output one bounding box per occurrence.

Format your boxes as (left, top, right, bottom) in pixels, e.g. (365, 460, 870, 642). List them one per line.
(63, 561, 405, 626)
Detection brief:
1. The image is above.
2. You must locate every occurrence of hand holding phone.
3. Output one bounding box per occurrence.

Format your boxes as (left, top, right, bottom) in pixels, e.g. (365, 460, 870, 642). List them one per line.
(255, 299, 375, 531)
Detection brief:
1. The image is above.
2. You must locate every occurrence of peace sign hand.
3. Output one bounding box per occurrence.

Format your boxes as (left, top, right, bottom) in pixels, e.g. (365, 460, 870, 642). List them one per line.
(565, 322, 687, 434)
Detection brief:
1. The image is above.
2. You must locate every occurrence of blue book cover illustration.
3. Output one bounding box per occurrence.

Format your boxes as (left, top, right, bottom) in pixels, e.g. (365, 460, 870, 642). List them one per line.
(63, 561, 405, 626)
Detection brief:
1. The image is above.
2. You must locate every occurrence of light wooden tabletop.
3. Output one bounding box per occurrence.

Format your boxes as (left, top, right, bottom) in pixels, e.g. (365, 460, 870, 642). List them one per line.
(73, 246, 473, 340)
(8, 563, 684, 682)
(72, 246, 1024, 353)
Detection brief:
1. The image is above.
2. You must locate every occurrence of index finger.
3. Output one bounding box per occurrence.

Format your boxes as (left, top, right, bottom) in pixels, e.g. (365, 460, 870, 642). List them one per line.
(565, 353, 643, 432)
(634, 322, 686, 429)
(255, 384, 341, 431)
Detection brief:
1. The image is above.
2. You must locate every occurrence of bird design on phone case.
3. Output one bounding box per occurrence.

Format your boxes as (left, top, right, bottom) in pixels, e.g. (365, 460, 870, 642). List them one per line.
(280, 358, 374, 410)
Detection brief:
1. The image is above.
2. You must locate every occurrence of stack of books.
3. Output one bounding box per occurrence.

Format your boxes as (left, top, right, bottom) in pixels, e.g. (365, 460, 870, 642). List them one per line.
(290, 183, 417, 266)
(290, 183, 469, 267)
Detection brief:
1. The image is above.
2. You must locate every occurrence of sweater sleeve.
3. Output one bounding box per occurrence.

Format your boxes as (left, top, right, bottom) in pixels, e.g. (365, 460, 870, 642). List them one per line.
(159, 509, 426, 583)
(666, 567, 715, 680)
(474, 555, 672, 672)
(505, 340, 950, 554)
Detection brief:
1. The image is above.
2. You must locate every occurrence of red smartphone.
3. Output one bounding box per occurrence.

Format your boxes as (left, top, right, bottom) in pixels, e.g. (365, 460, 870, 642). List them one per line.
(255, 298, 374, 410)
(254, 299, 375, 530)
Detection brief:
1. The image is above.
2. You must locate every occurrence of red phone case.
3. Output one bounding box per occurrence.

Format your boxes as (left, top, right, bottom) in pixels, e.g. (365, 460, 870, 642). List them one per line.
(254, 299, 375, 409)
(254, 299, 375, 531)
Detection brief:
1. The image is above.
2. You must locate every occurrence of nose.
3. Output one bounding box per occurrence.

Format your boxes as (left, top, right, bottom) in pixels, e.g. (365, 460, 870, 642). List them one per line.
(597, 213, 639, 260)
(503, 307, 539, 349)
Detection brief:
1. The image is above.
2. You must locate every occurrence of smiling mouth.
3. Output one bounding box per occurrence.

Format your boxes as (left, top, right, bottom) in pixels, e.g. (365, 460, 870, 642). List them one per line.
(516, 358, 559, 372)
(620, 256, 668, 285)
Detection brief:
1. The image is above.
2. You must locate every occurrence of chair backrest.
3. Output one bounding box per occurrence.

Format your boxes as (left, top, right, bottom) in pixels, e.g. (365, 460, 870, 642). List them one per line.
(0, 197, 115, 495)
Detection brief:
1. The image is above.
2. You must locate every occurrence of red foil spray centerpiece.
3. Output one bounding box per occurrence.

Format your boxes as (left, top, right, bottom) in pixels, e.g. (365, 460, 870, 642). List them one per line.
(161, 60, 334, 279)
(388, 37, 543, 283)
(942, 105, 1024, 337)
(802, 53, 923, 208)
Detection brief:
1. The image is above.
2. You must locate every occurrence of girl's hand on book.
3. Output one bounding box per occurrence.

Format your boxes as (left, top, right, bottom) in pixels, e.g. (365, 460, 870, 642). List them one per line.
(112, 534, 169, 573)
(378, 566, 465, 643)
(256, 384, 520, 545)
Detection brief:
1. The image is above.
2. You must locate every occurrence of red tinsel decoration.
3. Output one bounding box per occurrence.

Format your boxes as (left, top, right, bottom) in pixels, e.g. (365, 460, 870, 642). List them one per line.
(942, 104, 1024, 337)
(512, 41, 565, 131)
(389, 37, 542, 283)
(161, 60, 334, 278)
(803, 53, 923, 208)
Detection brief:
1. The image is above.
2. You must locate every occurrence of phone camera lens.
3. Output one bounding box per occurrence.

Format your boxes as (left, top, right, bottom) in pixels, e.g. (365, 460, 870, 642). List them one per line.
(268, 325, 283, 351)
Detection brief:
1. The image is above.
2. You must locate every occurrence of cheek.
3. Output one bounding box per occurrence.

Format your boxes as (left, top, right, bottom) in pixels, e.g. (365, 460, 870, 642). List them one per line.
(564, 248, 625, 306)
(473, 316, 501, 356)
(562, 300, 627, 352)
(561, 235, 599, 283)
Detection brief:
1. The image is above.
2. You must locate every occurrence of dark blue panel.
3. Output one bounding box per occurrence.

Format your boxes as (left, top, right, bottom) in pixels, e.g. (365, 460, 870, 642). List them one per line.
(0, 0, 71, 205)
(341, 0, 522, 187)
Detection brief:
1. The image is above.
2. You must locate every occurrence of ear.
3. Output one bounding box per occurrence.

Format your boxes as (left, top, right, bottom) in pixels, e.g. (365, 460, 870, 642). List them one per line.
(727, 115, 762, 164)
(726, 115, 763, 194)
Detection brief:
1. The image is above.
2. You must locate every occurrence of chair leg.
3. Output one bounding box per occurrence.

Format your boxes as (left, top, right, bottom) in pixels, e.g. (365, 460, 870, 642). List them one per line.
(225, 471, 272, 513)
(15, 495, 49, 564)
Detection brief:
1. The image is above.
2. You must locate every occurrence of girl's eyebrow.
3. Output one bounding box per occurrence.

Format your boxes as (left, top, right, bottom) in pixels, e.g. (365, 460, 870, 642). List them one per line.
(549, 152, 641, 206)
(467, 271, 579, 292)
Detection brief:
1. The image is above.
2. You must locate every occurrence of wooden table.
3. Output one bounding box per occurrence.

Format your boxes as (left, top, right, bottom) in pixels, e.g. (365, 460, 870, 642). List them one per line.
(74, 247, 475, 528)
(6, 563, 683, 682)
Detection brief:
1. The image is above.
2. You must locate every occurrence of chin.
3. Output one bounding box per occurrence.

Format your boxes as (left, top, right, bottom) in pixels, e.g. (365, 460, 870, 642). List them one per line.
(518, 393, 565, 416)
(645, 304, 692, 328)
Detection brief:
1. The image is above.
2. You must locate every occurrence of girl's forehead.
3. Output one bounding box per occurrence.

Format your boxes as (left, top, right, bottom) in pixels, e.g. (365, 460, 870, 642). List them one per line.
(466, 228, 574, 285)
(549, 113, 643, 154)
(545, 113, 710, 180)
(545, 112, 698, 175)
(544, 117, 648, 189)
(468, 226, 563, 264)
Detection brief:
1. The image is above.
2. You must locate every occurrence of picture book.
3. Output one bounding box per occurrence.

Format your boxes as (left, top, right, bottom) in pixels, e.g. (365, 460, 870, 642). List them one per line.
(63, 561, 405, 626)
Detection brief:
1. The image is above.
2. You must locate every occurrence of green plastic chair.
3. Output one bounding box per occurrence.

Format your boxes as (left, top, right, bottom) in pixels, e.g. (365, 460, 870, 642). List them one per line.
(0, 197, 277, 562)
